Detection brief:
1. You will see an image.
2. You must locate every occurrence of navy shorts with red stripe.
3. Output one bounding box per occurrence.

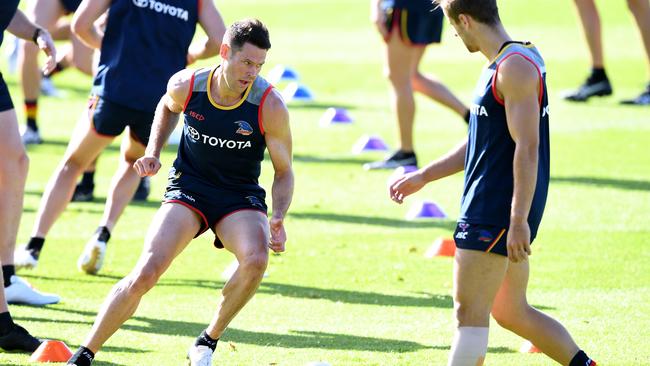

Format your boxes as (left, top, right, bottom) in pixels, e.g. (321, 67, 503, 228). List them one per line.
(87, 95, 153, 146)
(0, 73, 14, 112)
(60, 0, 82, 13)
(453, 222, 539, 257)
(162, 168, 267, 249)
(383, 0, 444, 45)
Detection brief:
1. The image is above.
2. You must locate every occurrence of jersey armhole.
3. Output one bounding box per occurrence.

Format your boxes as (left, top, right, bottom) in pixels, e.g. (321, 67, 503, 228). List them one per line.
(257, 85, 274, 135)
(182, 72, 196, 111)
(491, 52, 544, 107)
(197, 0, 202, 17)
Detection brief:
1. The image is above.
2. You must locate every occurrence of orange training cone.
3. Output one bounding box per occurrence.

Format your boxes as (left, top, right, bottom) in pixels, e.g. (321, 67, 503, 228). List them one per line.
(30, 340, 73, 362)
(424, 237, 456, 258)
(519, 340, 542, 353)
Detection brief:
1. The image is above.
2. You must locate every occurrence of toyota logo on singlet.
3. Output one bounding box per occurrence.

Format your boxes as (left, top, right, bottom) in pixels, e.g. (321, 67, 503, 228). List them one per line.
(133, 0, 148, 8)
(187, 125, 200, 141)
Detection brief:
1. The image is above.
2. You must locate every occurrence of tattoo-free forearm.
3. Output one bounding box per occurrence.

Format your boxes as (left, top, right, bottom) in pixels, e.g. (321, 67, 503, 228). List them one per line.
(146, 98, 181, 158)
(421, 139, 467, 183)
(271, 170, 294, 219)
(7, 10, 40, 41)
(510, 144, 538, 224)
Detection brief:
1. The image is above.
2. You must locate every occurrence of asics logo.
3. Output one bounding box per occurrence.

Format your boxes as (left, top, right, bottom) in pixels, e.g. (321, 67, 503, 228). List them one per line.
(132, 0, 189, 21)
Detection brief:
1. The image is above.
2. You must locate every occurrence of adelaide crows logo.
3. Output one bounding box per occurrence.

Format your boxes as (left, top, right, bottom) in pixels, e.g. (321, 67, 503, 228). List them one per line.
(234, 121, 254, 136)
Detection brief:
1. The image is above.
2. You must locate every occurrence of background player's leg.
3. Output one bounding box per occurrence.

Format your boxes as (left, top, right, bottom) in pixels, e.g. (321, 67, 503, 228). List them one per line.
(77, 133, 144, 274)
(18, 0, 66, 143)
(491, 260, 595, 365)
(205, 210, 270, 339)
(68, 33, 94, 76)
(78, 203, 201, 353)
(99, 133, 145, 232)
(410, 48, 468, 118)
(20, 112, 113, 267)
(565, 0, 612, 101)
(623, 0, 650, 104)
(448, 249, 507, 366)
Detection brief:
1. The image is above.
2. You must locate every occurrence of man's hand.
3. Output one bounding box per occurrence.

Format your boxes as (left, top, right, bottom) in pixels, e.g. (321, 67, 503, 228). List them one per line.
(35, 29, 57, 75)
(268, 216, 286, 253)
(133, 156, 162, 177)
(506, 221, 532, 263)
(388, 171, 427, 204)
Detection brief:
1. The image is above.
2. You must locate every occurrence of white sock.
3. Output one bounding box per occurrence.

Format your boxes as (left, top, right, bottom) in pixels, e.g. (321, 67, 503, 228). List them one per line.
(447, 326, 489, 366)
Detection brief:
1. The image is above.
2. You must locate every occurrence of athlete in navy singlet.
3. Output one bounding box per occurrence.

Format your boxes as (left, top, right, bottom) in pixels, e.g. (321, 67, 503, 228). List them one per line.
(0, 2, 59, 351)
(68, 19, 294, 366)
(15, 0, 225, 277)
(389, 1, 597, 365)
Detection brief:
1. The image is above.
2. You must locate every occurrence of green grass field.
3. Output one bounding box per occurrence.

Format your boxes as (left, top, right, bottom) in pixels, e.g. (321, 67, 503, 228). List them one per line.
(1, 0, 649, 364)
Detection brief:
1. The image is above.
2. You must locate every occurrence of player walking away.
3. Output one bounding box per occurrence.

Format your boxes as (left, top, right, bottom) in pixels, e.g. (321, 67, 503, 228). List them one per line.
(66, 19, 294, 366)
(0, 0, 59, 351)
(389, 1, 597, 365)
(14, 0, 225, 277)
(366, 0, 469, 170)
(19, 0, 94, 144)
(564, 0, 650, 105)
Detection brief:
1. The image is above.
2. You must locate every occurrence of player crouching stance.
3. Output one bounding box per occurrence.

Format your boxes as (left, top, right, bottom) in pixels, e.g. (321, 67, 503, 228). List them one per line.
(67, 19, 293, 366)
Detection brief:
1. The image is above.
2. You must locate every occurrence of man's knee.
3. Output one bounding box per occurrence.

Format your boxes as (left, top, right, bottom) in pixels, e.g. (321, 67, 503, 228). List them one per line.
(454, 299, 491, 327)
(491, 302, 529, 330)
(386, 67, 412, 87)
(239, 251, 268, 278)
(125, 267, 162, 296)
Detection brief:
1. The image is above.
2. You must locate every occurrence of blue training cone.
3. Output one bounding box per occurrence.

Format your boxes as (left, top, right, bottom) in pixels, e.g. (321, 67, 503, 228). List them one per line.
(351, 135, 389, 154)
(319, 107, 353, 126)
(282, 82, 314, 102)
(405, 200, 447, 220)
(267, 64, 299, 84)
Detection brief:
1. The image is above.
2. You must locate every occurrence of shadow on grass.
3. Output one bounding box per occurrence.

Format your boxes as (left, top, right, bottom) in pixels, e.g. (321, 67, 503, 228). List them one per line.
(293, 154, 369, 165)
(290, 212, 456, 229)
(551, 176, 650, 192)
(19, 310, 432, 353)
(286, 102, 358, 111)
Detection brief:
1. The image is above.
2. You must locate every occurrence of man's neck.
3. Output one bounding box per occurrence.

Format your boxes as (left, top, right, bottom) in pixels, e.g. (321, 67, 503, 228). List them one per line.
(213, 67, 244, 106)
(476, 23, 512, 62)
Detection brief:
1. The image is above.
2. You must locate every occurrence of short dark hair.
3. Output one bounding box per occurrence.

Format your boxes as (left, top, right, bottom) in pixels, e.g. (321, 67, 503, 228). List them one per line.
(225, 18, 271, 52)
(435, 0, 501, 26)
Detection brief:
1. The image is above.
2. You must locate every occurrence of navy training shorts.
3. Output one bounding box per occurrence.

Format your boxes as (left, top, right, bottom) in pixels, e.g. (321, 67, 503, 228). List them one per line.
(60, 0, 82, 13)
(0, 72, 14, 112)
(383, 0, 444, 45)
(162, 168, 268, 249)
(87, 95, 153, 146)
(453, 222, 539, 257)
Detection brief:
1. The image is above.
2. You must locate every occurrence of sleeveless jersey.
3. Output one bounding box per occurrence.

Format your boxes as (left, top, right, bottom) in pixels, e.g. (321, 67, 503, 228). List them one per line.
(0, 0, 20, 47)
(173, 67, 273, 195)
(459, 42, 550, 234)
(92, 0, 198, 113)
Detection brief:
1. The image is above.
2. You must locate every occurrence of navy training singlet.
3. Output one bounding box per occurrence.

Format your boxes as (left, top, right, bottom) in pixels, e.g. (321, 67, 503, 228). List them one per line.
(0, 0, 20, 47)
(173, 67, 273, 195)
(459, 42, 550, 236)
(92, 0, 198, 113)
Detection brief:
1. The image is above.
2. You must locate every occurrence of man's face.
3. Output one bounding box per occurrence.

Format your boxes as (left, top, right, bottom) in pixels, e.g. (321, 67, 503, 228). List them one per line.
(446, 12, 479, 53)
(223, 42, 268, 94)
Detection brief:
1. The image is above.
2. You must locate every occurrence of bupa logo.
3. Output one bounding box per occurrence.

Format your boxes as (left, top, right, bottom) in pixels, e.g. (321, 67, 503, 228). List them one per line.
(234, 121, 254, 136)
(132, 0, 189, 21)
(188, 110, 205, 121)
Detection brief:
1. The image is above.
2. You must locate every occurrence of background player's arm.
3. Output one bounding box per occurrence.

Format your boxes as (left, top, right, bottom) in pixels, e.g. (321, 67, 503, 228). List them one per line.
(71, 0, 111, 50)
(497, 55, 542, 263)
(388, 138, 467, 204)
(133, 69, 193, 177)
(187, 0, 226, 65)
(262, 90, 294, 253)
(7, 10, 56, 74)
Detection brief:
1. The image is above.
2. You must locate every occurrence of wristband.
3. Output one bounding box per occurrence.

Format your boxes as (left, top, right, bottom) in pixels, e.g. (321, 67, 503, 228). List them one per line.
(32, 28, 42, 44)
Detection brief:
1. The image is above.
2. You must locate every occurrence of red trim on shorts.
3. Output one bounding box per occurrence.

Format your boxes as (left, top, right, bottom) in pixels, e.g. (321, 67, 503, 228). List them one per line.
(183, 72, 196, 111)
(485, 228, 506, 253)
(491, 52, 544, 107)
(257, 86, 273, 135)
(164, 199, 210, 235)
(215, 208, 267, 227)
(87, 96, 117, 139)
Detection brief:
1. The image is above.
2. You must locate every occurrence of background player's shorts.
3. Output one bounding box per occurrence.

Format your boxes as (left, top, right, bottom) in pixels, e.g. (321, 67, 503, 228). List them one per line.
(383, 0, 444, 45)
(0, 73, 14, 112)
(162, 168, 268, 249)
(60, 0, 82, 13)
(453, 222, 539, 257)
(88, 95, 153, 146)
